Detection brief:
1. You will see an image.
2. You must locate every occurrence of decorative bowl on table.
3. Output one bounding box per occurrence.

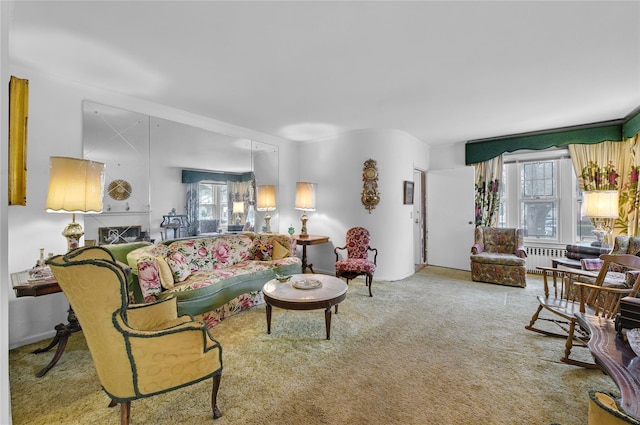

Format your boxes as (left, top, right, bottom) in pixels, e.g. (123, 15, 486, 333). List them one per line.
(627, 328, 640, 357)
(274, 273, 291, 283)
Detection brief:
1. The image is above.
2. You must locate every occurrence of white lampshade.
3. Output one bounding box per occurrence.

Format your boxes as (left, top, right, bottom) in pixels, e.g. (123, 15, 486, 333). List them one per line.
(46, 157, 105, 214)
(582, 190, 619, 218)
(294, 182, 317, 211)
(233, 201, 245, 214)
(256, 185, 276, 211)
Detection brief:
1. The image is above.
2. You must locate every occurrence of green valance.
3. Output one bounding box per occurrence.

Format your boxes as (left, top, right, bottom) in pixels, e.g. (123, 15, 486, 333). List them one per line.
(465, 105, 640, 165)
(623, 107, 640, 139)
(465, 121, 623, 165)
(181, 170, 255, 184)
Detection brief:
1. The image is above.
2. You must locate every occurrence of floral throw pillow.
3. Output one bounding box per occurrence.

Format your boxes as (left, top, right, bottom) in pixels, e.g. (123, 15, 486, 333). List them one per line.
(166, 250, 191, 282)
(252, 240, 273, 261)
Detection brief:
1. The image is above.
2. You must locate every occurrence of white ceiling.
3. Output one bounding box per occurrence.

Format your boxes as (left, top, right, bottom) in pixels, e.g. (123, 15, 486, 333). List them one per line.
(8, 1, 640, 145)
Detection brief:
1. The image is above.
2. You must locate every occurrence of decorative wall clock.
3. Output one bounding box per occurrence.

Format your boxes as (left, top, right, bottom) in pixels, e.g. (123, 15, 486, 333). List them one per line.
(107, 179, 132, 201)
(361, 158, 380, 213)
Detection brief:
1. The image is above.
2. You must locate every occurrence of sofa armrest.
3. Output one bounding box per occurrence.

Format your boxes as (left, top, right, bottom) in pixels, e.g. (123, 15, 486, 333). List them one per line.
(471, 243, 483, 254)
(515, 246, 527, 258)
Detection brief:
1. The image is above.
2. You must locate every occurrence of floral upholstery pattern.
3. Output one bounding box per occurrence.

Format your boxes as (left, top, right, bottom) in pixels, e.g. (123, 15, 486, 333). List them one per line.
(470, 226, 527, 287)
(334, 227, 378, 297)
(576, 236, 640, 288)
(127, 233, 301, 326)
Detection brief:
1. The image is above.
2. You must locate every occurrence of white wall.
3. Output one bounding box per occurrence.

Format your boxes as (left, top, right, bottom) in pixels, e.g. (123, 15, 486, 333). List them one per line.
(1, 3, 12, 423)
(296, 129, 430, 280)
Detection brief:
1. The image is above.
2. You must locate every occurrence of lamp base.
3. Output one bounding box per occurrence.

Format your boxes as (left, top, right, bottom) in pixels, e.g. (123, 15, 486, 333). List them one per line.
(264, 214, 272, 233)
(299, 213, 309, 237)
(591, 221, 608, 248)
(62, 217, 84, 251)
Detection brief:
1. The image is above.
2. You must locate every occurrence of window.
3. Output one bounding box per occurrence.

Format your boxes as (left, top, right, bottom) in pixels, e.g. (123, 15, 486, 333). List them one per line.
(198, 181, 227, 227)
(519, 161, 557, 239)
(501, 148, 588, 244)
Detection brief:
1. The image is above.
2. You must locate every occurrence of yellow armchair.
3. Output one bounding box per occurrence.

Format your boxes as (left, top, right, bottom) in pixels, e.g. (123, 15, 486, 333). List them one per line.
(47, 246, 223, 425)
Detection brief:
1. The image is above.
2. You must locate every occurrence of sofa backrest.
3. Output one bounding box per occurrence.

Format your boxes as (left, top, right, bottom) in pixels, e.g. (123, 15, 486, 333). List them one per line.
(612, 236, 640, 256)
(167, 234, 254, 271)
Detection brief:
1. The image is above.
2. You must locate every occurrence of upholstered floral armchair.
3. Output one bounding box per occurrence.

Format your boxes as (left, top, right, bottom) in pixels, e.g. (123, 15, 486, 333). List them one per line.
(470, 226, 527, 287)
(47, 246, 223, 425)
(334, 227, 378, 297)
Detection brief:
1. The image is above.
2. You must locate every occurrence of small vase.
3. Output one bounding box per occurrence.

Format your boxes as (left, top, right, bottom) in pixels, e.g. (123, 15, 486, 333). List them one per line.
(288, 225, 295, 235)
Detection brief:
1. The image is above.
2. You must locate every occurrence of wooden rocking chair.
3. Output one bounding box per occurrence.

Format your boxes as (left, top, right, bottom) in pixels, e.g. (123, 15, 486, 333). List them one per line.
(525, 254, 640, 368)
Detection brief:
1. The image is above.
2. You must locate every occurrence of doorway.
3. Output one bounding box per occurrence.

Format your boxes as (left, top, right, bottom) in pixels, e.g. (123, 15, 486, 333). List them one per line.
(413, 169, 426, 271)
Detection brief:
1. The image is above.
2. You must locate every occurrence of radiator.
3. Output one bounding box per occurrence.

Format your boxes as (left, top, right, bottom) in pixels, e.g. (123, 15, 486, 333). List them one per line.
(525, 247, 567, 274)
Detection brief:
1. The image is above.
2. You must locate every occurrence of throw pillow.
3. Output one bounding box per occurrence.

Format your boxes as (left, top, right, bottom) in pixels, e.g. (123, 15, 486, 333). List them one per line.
(252, 240, 273, 261)
(272, 240, 289, 260)
(156, 255, 175, 289)
(166, 250, 191, 282)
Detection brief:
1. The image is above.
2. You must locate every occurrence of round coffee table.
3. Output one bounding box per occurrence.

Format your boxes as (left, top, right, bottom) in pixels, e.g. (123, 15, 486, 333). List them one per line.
(262, 274, 347, 340)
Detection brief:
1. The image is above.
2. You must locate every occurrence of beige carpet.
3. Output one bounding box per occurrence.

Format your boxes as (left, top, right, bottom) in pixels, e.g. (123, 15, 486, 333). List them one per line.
(9, 267, 618, 425)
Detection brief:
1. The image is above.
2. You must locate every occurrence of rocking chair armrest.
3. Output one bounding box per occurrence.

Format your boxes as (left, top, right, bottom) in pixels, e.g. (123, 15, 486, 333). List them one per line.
(573, 281, 636, 313)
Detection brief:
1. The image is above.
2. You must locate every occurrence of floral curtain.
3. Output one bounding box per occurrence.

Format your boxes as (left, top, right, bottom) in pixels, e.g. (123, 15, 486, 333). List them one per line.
(474, 154, 503, 227)
(185, 182, 199, 236)
(569, 137, 640, 236)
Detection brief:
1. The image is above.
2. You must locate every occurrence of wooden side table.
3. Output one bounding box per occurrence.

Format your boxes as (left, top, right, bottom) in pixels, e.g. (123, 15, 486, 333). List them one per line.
(11, 270, 80, 377)
(293, 235, 330, 274)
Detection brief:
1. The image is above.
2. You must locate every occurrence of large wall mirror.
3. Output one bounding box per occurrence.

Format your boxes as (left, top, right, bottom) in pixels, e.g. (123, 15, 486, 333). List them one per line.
(82, 101, 279, 244)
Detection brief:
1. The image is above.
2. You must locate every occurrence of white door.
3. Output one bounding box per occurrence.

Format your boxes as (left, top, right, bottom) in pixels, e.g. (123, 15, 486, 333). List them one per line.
(427, 167, 475, 270)
(413, 169, 425, 265)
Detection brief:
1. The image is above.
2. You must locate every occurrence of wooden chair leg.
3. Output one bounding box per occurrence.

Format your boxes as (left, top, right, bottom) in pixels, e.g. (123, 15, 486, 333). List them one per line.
(561, 320, 597, 369)
(367, 274, 373, 297)
(120, 402, 130, 425)
(212, 373, 222, 419)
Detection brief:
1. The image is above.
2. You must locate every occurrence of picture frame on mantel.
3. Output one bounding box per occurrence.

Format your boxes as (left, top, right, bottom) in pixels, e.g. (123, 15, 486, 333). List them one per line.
(403, 180, 414, 205)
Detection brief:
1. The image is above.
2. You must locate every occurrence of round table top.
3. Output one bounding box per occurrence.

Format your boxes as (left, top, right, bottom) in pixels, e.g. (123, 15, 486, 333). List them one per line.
(263, 274, 347, 303)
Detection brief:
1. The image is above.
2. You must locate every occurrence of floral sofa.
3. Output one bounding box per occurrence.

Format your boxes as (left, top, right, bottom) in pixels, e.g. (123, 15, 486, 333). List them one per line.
(126, 233, 301, 328)
(470, 226, 527, 287)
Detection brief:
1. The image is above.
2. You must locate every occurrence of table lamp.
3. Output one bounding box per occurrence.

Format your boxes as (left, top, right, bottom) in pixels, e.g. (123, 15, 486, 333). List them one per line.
(45, 156, 105, 251)
(295, 182, 316, 238)
(582, 190, 619, 247)
(256, 185, 276, 233)
(233, 201, 245, 225)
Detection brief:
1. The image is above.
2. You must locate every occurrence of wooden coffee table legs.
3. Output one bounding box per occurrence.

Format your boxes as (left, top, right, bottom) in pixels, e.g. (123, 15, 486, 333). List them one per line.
(265, 303, 339, 340)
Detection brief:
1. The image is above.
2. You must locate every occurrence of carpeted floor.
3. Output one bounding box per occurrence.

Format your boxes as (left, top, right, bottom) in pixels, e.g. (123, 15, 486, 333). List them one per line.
(9, 266, 618, 424)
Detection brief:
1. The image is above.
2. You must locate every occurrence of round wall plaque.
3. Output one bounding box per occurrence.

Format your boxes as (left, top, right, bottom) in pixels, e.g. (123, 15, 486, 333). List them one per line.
(107, 179, 132, 201)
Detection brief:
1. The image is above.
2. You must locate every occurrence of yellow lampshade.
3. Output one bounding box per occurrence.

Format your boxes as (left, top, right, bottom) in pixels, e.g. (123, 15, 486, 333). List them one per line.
(294, 182, 317, 211)
(256, 185, 276, 211)
(582, 190, 619, 218)
(233, 201, 245, 214)
(46, 157, 105, 214)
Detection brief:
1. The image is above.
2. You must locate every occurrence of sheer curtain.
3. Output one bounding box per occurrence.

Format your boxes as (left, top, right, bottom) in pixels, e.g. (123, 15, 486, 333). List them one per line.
(569, 137, 640, 236)
(474, 154, 503, 227)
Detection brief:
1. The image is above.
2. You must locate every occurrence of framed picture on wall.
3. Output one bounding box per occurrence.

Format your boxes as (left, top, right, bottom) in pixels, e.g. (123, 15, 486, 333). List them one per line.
(403, 181, 414, 205)
(98, 225, 141, 245)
